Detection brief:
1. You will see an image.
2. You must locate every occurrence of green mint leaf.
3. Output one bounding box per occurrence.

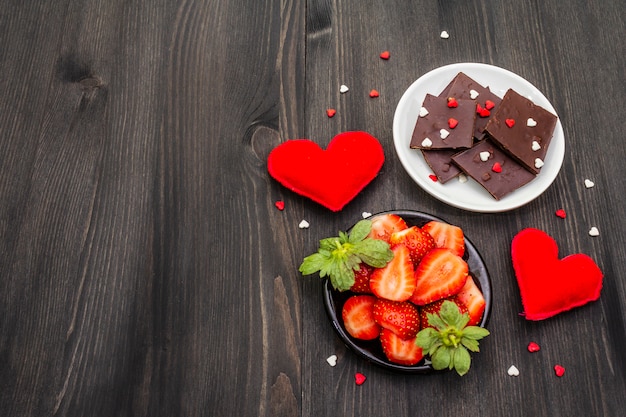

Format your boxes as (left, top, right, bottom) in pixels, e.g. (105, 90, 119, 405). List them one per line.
(461, 337, 480, 352)
(453, 346, 471, 376)
(348, 220, 372, 243)
(426, 312, 448, 331)
(299, 253, 327, 275)
(415, 327, 439, 350)
(352, 239, 394, 268)
(439, 300, 463, 327)
(431, 347, 451, 371)
(462, 326, 490, 341)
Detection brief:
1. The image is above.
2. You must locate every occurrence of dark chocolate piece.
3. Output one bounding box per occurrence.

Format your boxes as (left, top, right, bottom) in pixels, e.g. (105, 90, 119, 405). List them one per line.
(451, 139, 536, 200)
(421, 149, 462, 183)
(410, 94, 475, 150)
(484, 89, 557, 174)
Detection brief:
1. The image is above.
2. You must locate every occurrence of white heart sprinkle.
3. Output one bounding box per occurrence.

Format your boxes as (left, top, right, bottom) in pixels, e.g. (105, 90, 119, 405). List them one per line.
(584, 179, 595, 188)
(469, 89, 479, 99)
(440, 129, 450, 139)
(479, 151, 491, 162)
(362, 212, 372, 219)
(458, 174, 468, 183)
(299, 220, 310, 229)
(326, 354, 338, 367)
(507, 365, 520, 377)
(534, 158, 544, 169)
(340, 84, 349, 94)
(589, 227, 599, 237)
(531, 140, 541, 151)
(419, 106, 429, 117)
(421, 138, 433, 147)
(440, 30, 449, 39)
(527, 118, 537, 127)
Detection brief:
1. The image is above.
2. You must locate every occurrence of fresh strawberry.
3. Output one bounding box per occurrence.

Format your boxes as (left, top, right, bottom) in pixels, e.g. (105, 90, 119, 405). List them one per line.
(369, 244, 416, 301)
(389, 226, 436, 264)
(341, 295, 381, 340)
(372, 298, 420, 340)
(421, 221, 465, 257)
(380, 328, 424, 365)
(368, 213, 408, 243)
(419, 297, 468, 329)
(455, 275, 486, 326)
(410, 248, 469, 306)
(350, 264, 373, 294)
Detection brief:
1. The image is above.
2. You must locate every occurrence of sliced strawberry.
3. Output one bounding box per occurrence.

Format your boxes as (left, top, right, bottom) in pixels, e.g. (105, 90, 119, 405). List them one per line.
(389, 226, 436, 264)
(372, 298, 420, 340)
(421, 221, 465, 257)
(455, 275, 486, 326)
(380, 328, 424, 366)
(419, 297, 468, 329)
(350, 264, 373, 294)
(341, 295, 380, 340)
(410, 248, 469, 306)
(369, 244, 416, 301)
(368, 213, 408, 243)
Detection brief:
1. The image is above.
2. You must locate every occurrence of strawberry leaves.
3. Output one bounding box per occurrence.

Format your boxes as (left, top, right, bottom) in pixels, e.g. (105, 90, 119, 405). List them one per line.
(415, 300, 490, 376)
(300, 220, 394, 291)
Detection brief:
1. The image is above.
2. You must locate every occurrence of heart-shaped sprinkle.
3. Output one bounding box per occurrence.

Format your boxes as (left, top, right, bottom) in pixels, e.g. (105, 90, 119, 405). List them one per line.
(440, 129, 450, 139)
(479, 151, 491, 162)
(421, 138, 433, 147)
(380, 50, 390, 60)
(527, 342, 541, 352)
(469, 89, 479, 99)
(532, 140, 541, 151)
(584, 179, 595, 188)
(448, 118, 458, 129)
(534, 158, 544, 169)
(479, 108, 490, 117)
(447, 97, 458, 108)
(369, 89, 379, 98)
(326, 354, 338, 367)
(429, 174, 438, 182)
(340, 84, 349, 93)
(492, 162, 502, 173)
(554, 365, 565, 377)
(275, 201, 285, 211)
(440, 30, 449, 39)
(299, 219, 310, 229)
(362, 211, 372, 218)
(555, 209, 566, 219)
(458, 173, 468, 183)
(485, 100, 495, 110)
(355, 372, 367, 385)
(505, 118, 516, 128)
(527, 118, 538, 127)
(507, 365, 520, 377)
(326, 108, 336, 118)
(588, 227, 599, 237)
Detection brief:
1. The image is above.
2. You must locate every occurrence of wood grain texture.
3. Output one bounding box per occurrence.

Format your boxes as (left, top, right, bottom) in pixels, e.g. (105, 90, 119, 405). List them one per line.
(0, 0, 624, 416)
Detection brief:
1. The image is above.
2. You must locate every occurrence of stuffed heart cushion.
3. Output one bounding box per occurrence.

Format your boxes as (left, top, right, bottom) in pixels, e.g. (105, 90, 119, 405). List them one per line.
(267, 131, 384, 211)
(511, 228, 603, 320)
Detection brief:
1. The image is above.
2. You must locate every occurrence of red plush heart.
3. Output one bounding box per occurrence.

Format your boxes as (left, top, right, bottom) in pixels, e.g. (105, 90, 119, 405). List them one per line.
(267, 131, 384, 211)
(511, 228, 603, 320)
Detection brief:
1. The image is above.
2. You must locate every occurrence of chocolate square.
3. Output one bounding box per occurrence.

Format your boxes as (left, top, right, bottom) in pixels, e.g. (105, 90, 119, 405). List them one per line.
(451, 139, 536, 200)
(409, 94, 475, 150)
(484, 89, 558, 174)
(421, 149, 462, 183)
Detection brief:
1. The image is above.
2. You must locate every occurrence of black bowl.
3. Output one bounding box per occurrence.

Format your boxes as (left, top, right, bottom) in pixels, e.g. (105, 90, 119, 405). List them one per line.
(323, 210, 492, 373)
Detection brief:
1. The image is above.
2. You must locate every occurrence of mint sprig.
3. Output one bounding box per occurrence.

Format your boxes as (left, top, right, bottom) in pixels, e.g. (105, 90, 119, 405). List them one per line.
(299, 219, 394, 291)
(415, 300, 490, 376)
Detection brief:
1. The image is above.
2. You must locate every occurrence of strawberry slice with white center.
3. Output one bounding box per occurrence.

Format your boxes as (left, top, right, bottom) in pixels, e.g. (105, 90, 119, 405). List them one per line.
(341, 295, 381, 340)
(421, 221, 465, 257)
(369, 244, 416, 301)
(368, 213, 408, 243)
(373, 298, 420, 340)
(380, 328, 424, 365)
(455, 275, 486, 326)
(410, 248, 469, 306)
(389, 226, 435, 264)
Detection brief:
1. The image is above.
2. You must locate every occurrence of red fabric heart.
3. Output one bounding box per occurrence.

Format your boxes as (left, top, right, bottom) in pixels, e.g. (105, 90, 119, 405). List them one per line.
(267, 131, 384, 211)
(511, 228, 603, 320)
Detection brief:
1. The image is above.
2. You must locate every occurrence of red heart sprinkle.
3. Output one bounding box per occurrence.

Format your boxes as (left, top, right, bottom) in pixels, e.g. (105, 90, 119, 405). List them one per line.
(555, 209, 566, 219)
(527, 342, 541, 352)
(447, 97, 458, 108)
(448, 118, 458, 129)
(274, 201, 285, 211)
(326, 108, 336, 118)
(355, 372, 367, 385)
(505, 118, 516, 128)
(485, 100, 495, 110)
(476, 103, 483, 113)
(554, 365, 565, 377)
(369, 89, 380, 98)
(429, 174, 438, 182)
(380, 50, 390, 60)
(492, 162, 502, 173)
(479, 108, 491, 117)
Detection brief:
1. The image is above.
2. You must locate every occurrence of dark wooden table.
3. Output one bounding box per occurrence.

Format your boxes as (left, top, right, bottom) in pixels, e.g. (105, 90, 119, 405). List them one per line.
(1, 1, 625, 416)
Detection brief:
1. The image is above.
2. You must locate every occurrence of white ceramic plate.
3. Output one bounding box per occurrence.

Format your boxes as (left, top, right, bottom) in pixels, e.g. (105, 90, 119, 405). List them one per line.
(392, 63, 565, 212)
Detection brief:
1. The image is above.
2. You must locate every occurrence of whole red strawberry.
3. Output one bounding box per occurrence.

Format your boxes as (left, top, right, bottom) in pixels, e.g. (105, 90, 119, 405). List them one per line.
(373, 298, 420, 340)
(350, 264, 373, 294)
(389, 226, 436, 264)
